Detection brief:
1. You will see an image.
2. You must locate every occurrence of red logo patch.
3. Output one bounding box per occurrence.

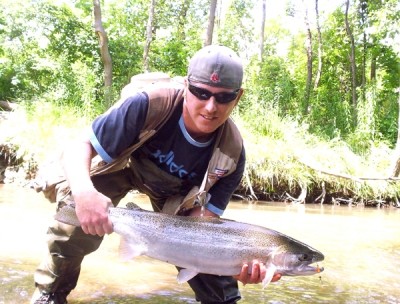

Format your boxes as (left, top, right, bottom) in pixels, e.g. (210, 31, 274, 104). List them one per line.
(210, 72, 220, 83)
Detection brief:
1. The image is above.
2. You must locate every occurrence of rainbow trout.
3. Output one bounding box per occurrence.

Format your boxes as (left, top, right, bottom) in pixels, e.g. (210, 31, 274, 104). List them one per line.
(55, 203, 324, 287)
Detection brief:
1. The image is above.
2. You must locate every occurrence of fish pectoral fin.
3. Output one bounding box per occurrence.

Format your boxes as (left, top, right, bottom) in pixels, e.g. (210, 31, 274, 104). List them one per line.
(176, 268, 199, 284)
(118, 237, 147, 261)
(262, 263, 277, 289)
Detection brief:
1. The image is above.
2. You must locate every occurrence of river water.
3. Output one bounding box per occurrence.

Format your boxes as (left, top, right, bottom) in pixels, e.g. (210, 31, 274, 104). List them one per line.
(1, 184, 400, 304)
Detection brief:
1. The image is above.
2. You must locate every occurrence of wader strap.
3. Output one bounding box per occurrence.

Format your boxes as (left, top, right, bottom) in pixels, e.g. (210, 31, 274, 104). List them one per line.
(162, 123, 226, 215)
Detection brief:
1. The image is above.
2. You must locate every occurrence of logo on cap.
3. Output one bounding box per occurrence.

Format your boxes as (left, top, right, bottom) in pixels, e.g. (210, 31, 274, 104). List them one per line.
(210, 72, 220, 83)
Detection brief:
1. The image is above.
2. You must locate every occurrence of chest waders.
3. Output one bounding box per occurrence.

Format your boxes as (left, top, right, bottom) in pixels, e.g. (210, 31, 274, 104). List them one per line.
(32, 87, 243, 304)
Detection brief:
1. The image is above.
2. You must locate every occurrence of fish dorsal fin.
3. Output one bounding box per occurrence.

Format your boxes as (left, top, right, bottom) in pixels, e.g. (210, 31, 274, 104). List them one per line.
(262, 262, 277, 289)
(118, 237, 147, 261)
(126, 202, 141, 210)
(176, 269, 199, 284)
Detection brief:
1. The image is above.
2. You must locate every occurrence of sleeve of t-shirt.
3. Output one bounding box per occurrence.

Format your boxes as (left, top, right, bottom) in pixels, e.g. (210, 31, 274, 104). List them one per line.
(205, 146, 246, 216)
(89, 92, 149, 163)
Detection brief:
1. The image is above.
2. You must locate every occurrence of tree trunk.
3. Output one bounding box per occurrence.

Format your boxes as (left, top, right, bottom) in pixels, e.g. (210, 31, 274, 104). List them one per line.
(0, 101, 16, 111)
(313, 0, 322, 90)
(143, 0, 156, 72)
(345, 0, 357, 121)
(360, 0, 368, 104)
(390, 91, 400, 177)
(370, 54, 377, 81)
(259, 0, 266, 62)
(177, 0, 191, 41)
(303, 1, 312, 115)
(93, 0, 112, 87)
(204, 0, 217, 46)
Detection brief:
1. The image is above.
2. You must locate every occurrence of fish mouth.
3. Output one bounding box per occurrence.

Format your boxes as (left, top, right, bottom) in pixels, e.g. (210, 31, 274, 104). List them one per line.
(285, 262, 324, 276)
(299, 262, 324, 275)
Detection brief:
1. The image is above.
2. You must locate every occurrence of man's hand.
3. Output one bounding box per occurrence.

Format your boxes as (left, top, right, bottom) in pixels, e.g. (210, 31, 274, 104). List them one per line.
(62, 139, 113, 236)
(234, 260, 281, 286)
(74, 188, 113, 236)
(186, 209, 281, 285)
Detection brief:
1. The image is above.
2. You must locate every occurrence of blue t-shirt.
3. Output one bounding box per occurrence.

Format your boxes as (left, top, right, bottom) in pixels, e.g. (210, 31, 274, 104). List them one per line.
(90, 92, 245, 215)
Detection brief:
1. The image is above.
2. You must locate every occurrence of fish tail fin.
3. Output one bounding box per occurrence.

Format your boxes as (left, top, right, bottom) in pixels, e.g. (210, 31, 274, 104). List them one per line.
(54, 204, 81, 227)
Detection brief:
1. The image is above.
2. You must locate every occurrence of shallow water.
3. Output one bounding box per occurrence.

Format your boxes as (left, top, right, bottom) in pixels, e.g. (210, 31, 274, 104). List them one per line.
(1, 184, 400, 303)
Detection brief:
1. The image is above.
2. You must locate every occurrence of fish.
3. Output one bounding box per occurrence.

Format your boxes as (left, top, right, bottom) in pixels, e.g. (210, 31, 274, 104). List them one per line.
(55, 203, 324, 288)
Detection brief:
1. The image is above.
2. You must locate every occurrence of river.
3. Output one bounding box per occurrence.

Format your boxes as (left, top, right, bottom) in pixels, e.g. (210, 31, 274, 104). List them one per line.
(1, 184, 400, 304)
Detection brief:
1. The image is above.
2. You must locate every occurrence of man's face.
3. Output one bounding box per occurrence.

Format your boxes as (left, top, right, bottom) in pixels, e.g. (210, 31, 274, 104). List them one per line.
(182, 79, 243, 141)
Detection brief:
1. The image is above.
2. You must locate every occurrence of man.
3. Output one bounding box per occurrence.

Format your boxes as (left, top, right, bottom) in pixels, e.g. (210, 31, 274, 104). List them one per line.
(31, 45, 280, 304)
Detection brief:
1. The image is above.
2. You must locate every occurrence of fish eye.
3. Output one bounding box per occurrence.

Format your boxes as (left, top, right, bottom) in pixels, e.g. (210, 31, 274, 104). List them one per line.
(299, 253, 309, 261)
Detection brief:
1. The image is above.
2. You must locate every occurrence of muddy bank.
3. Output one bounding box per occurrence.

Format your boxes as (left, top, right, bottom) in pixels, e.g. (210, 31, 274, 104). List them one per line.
(1, 142, 398, 208)
(0, 143, 37, 185)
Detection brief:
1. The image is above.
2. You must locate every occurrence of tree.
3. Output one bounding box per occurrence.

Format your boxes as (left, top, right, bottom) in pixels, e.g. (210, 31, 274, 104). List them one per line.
(93, 0, 112, 89)
(390, 90, 400, 177)
(0, 0, 398, 148)
(359, 0, 368, 98)
(205, 0, 217, 46)
(177, 0, 191, 41)
(144, 0, 156, 72)
(345, 0, 357, 122)
(303, 0, 312, 114)
(217, 0, 255, 53)
(314, 0, 323, 90)
(259, 0, 266, 61)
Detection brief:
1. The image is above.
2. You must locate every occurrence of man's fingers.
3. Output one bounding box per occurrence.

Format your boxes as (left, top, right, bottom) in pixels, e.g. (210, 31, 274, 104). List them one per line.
(103, 219, 114, 235)
(250, 262, 260, 282)
(81, 225, 89, 235)
(271, 273, 282, 282)
(87, 225, 98, 236)
(237, 263, 249, 285)
(259, 262, 266, 282)
(235, 261, 281, 286)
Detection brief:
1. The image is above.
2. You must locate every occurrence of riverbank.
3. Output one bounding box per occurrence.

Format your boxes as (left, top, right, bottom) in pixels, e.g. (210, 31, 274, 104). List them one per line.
(1, 103, 400, 207)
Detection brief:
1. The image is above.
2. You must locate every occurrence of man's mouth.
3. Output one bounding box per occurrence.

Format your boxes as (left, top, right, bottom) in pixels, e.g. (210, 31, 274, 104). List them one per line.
(201, 114, 216, 120)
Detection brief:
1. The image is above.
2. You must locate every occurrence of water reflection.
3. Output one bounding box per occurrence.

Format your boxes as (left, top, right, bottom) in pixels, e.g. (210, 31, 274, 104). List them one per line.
(1, 184, 400, 303)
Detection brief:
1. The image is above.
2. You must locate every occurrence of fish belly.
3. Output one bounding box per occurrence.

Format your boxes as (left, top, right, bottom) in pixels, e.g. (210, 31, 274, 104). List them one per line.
(114, 221, 262, 277)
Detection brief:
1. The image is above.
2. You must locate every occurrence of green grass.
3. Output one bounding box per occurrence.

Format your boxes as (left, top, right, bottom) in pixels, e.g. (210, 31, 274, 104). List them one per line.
(1, 100, 399, 206)
(0, 101, 91, 164)
(233, 109, 400, 205)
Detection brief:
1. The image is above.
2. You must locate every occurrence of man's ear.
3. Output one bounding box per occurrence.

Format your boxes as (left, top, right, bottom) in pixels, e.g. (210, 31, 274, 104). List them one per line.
(183, 77, 188, 99)
(234, 88, 244, 106)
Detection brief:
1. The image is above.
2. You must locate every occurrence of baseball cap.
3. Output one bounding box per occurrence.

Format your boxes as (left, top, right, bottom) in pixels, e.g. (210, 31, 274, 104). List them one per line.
(188, 45, 243, 89)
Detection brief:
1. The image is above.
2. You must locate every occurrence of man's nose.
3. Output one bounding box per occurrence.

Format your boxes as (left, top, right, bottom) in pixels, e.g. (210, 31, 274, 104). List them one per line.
(204, 96, 217, 112)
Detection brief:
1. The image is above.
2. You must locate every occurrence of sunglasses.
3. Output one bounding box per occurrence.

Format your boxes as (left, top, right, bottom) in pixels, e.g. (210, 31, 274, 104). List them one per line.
(187, 83, 240, 104)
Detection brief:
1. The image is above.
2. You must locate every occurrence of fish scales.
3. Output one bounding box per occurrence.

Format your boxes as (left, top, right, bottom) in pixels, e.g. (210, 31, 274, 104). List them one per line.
(55, 203, 324, 287)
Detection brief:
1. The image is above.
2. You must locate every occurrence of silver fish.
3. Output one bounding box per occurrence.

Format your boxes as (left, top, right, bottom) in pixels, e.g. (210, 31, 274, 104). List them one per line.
(55, 203, 324, 287)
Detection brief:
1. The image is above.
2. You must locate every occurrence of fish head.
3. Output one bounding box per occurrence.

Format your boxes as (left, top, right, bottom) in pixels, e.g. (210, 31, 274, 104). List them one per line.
(270, 239, 325, 277)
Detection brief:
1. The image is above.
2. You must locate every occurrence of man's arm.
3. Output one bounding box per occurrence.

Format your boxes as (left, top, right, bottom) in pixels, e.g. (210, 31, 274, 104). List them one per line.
(62, 138, 113, 236)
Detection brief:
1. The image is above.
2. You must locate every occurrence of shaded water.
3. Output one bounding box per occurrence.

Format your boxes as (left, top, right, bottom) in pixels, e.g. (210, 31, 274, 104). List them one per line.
(1, 184, 400, 303)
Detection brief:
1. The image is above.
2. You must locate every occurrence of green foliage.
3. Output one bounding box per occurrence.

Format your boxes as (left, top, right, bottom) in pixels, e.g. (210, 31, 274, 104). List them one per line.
(0, 0, 105, 115)
(147, 0, 205, 76)
(0, 101, 90, 164)
(105, 0, 148, 88)
(244, 55, 296, 117)
(216, 0, 255, 52)
(150, 38, 193, 76)
(0, 0, 399, 203)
